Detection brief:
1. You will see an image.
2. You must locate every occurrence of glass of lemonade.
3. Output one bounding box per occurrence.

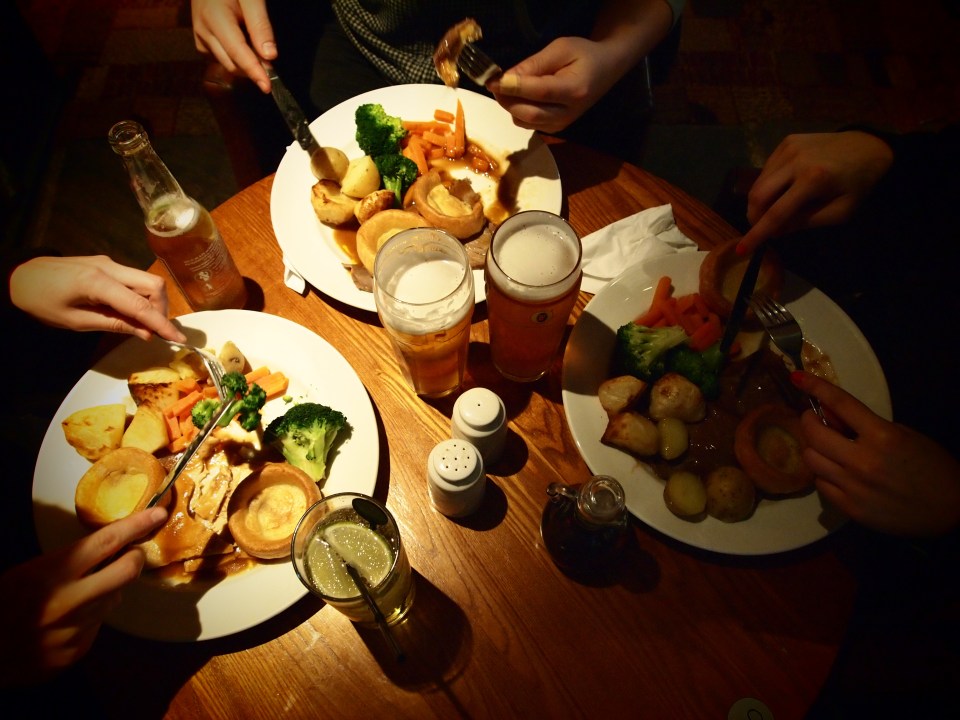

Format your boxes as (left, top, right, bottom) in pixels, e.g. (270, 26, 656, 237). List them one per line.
(291, 493, 415, 627)
(485, 210, 582, 382)
(373, 228, 475, 398)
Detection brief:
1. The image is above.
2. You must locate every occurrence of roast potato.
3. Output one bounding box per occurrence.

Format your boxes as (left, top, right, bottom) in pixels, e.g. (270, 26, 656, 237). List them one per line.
(310, 179, 358, 226)
(340, 155, 381, 199)
(601, 411, 659, 457)
(127, 366, 180, 410)
(355, 189, 396, 224)
(657, 417, 689, 460)
(705, 466, 756, 522)
(121, 404, 168, 454)
(664, 470, 707, 518)
(648, 373, 706, 423)
(62, 403, 127, 462)
(598, 375, 647, 416)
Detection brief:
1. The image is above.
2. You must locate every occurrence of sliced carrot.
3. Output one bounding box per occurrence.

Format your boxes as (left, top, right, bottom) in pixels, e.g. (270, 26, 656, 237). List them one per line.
(655, 297, 681, 327)
(164, 389, 202, 419)
(453, 99, 465, 157)
(175, 378, 201, 395)
(202, 385, 219, 399)
(688, 314, 721, 352)
(423, 130, 448, 147)
(403, 137, 429, 175)
(428, 146, 445, 160)
(633, 305, 664, 327)
(652, 276, 673, 306)
(256, 371, 290, 399)
(245, 366, 271, 384)
(165, 412, 181, 441)
(168, 426, 197, 454)
(434, 108, 455, 123)
(402, 120, 450, 134)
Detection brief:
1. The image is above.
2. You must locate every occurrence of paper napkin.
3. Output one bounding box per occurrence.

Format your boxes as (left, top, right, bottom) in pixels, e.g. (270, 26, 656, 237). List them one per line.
(282, 255, 307, 295)
(580, 204, 699, 294)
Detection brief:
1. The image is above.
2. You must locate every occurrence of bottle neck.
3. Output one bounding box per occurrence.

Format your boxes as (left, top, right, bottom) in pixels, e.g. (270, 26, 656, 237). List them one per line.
(576, 475, 626, 527)
(108, 120, 186, 215)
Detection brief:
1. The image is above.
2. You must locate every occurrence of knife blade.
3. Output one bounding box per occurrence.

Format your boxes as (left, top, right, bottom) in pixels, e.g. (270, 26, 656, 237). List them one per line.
(146, 399, 234, 508)
(262, 62, 320, 156)
(718, 244, 766, 358)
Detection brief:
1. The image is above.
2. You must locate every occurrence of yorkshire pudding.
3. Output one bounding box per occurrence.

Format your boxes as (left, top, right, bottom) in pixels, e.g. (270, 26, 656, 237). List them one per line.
(409, 170, 485, 239)
(75, 447, 167, 528)
(698, 237, 784, 318)
(733, 403, 815, 495)
(356, 208, 430, 273)
(227, 462, 321, 560)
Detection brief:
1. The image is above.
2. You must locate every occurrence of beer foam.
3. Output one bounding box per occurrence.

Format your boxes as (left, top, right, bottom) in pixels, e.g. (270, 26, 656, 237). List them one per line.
(496, 225, 578, 286)
(389, 257, 465, 304)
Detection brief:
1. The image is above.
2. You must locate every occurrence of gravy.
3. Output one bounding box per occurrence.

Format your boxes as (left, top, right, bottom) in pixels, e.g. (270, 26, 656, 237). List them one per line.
(647, 348, 805, 482)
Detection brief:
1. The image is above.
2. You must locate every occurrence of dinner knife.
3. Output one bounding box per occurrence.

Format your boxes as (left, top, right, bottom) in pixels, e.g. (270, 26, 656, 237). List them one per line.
(261, 62, 341, 180)
(718, 244, 766, 358)
(146, 399, 234, 508)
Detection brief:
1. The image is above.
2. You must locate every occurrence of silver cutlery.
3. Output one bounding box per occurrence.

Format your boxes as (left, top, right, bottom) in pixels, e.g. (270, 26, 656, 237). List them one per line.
(161, 339, 227, 400)
(748, 293, 828, 424)
(457, 42, 503, 86)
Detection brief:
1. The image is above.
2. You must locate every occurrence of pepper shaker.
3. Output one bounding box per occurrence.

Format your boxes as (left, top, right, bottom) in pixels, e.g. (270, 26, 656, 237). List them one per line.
(451, 387, 507, 465)
(427, 439, 485, 518)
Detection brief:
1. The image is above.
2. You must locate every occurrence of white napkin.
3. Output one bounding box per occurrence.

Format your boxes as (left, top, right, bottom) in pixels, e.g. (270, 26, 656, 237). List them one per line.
(580, 204, 699, 294)
(282, 255, 307, 295)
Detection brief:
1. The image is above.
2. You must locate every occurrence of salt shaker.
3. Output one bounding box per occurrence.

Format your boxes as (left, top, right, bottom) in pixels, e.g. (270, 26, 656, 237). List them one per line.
(427, 439, 486, 518)
(451, 387, 507, 465)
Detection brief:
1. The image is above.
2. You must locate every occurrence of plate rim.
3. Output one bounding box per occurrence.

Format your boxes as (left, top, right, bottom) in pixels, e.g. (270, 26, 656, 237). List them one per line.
(561, 251, 892, 556)
(270, 83, 563, 312)
(31, 309, 378, 640)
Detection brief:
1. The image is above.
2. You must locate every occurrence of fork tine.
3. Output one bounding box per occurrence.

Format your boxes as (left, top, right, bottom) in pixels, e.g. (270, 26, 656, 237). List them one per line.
(458, 42, 503, 85)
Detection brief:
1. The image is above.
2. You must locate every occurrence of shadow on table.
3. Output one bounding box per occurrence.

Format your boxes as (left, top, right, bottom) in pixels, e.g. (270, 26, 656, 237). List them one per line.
(355, 570, 472, 695)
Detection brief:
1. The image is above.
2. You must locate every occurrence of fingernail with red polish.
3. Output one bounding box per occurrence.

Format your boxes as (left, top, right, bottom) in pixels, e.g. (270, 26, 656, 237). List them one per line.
(790, 370, 805, 385)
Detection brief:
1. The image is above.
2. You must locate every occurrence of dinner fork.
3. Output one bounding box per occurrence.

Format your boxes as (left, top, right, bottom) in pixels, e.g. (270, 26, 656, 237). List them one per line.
(162, 340, 227, 401)
(458, 42, 503, 86)
(748, 294, 828, 424)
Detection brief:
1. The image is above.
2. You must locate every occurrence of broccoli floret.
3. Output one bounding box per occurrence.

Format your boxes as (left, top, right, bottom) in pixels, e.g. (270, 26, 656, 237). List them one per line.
(222, 371, 248, 397)
(263, 402, 347, 481)
(666, 342, 725, 399)
(236, 382, 267, 431)
(191, 398, 221, 428)
(191, 372, 268, 430)
(355, 103, 407, 157)
(613, 323, 688, 382)
(373, 153, 419, 206)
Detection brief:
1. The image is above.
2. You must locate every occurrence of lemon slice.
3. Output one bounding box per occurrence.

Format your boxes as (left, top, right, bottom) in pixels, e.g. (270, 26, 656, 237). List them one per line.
(320, 521, 393, 590)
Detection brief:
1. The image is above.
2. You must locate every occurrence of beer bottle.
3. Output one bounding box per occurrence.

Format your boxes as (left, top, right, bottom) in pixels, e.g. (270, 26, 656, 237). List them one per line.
(108, 120, 246, 311)
(540, 475, 628, 576)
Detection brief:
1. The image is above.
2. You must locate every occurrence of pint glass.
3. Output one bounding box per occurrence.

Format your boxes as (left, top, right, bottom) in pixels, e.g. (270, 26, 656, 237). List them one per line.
(484, 211, 582, 382)
(373, 228, 475, 398)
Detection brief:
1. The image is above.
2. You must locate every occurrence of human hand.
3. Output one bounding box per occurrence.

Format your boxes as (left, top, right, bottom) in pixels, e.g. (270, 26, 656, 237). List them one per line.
(737, 131, 894, 254)
(0, 506, 168, 686)
(791, 371, 960, 537)
(9, 255, 187, 343)
(191, 0, 275, 92)
(489, 36, 621, 134)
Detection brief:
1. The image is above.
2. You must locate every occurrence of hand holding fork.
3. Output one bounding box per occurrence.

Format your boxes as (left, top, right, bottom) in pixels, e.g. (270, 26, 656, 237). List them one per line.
(749, 294, 829, 425)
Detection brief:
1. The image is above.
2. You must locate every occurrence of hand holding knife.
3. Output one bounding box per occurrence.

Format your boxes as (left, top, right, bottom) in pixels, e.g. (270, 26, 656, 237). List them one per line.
(261, 61, 347, 181)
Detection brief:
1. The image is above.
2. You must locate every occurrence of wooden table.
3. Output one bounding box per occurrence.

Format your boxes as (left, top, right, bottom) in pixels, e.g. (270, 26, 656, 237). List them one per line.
(82, 140, 857, 719)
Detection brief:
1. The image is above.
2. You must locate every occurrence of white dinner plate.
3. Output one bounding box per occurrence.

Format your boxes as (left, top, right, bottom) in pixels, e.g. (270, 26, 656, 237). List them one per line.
(561, 252, 893, 556)
(32, 310, 379, 641)
(270, 84, 562, 312)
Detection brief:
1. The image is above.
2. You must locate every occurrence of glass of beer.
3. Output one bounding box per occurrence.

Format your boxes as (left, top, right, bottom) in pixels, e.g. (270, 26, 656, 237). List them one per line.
(373, 228, 475, 398)
(291, 493, 415, 627)
(485, 210, 582, 382)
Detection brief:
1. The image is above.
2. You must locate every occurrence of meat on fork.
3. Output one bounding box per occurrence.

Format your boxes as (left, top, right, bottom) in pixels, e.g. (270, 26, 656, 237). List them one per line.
(433, 17, 482, 87)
